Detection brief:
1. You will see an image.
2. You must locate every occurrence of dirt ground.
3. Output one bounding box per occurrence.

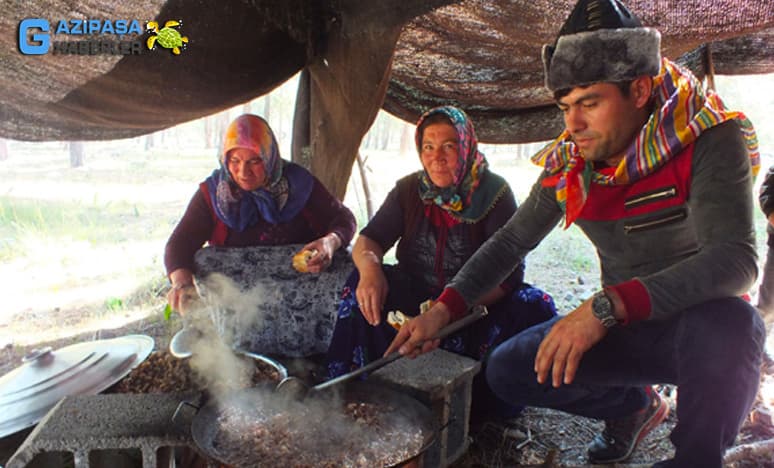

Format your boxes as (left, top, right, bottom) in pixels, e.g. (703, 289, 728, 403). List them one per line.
(452, 375, 774, 467)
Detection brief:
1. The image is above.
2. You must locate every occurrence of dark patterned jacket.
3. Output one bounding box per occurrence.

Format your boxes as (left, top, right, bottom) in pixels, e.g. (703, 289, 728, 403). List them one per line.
(361, 171, 523, 296)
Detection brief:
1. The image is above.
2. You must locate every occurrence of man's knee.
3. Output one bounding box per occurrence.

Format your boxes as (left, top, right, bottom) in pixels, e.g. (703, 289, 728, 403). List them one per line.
(486, 320, 553, 395)
(680, 298, 765, 368)
(715, 299, 762, 343)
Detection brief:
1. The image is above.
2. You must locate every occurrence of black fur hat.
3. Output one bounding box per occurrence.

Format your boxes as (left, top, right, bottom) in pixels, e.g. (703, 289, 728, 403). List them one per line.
(542, 0, 661, 92)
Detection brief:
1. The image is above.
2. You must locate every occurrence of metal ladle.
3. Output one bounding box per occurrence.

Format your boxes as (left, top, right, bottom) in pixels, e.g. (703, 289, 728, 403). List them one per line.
(169, 326, 203, 359)
(168, 284, 210, 359)
(276, 305, 489, 400)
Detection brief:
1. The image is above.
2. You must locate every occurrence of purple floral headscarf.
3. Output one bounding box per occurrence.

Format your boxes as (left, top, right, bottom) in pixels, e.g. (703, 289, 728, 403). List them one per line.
(204, 114, 312, 229)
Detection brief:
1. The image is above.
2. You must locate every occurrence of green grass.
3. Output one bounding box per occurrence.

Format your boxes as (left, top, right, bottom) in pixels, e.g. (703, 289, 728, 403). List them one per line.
(0, 146, 217, 328)
(529, 222, 599, 279)
(0, 196, 173, 261)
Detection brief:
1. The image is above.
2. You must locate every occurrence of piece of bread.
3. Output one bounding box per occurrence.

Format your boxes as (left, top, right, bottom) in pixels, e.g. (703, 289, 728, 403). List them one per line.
(387, 310, 411, 331)
(292, 249, 318, 273)
(387, 300, 434, 331)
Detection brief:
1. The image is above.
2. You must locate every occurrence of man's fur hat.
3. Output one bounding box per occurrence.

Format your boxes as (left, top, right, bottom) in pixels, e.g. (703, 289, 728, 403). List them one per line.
(542, 0, 661, 92)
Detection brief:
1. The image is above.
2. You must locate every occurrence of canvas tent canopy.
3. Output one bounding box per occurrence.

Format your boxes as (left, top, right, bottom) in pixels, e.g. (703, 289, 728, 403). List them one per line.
(1, 0, 772, 197)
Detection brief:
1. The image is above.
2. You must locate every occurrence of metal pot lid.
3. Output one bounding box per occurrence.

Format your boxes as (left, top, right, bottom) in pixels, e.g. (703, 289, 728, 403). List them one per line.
(0, 334, 154, 438)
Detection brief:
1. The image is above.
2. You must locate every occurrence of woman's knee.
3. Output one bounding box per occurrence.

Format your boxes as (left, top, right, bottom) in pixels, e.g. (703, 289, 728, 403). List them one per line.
(514, 286, 557, 331)
(344, 267, 361, 287)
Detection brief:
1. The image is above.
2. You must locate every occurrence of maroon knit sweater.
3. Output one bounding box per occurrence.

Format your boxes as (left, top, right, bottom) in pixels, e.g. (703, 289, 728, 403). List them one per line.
(164, 177, 356, 275)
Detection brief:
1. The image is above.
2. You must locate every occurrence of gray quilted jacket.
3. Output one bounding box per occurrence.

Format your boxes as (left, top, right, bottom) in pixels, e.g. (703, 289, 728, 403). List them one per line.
(448, 121, 756, 321)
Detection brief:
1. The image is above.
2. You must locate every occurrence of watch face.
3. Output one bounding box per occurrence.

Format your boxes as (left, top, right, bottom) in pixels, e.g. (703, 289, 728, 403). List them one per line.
(592, 292, 617, 328)
(592, 293, 610, 313)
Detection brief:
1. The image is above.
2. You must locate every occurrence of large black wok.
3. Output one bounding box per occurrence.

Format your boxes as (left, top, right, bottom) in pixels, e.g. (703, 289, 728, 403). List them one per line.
(184, 381, 437, 467)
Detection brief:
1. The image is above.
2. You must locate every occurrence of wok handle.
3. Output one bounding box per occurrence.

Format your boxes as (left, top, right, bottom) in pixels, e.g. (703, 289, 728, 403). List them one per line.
(312, 305, 488, 392)
(171, 393, 206, 425)
(312, 349, 403, 392)
(427, 304, 489, 340)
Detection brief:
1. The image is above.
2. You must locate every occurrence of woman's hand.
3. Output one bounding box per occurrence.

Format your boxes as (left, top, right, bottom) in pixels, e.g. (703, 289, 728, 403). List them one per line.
(384, 302, 451, 358)
(356, 266, 389, 325)
(350, 235, 388, 325)
(167, 268, 199, 315)
(302, 233, 341, 273)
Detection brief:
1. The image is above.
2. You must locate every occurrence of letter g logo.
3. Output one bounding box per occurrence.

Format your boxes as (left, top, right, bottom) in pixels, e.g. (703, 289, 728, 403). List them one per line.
(19, 18, 50, 55)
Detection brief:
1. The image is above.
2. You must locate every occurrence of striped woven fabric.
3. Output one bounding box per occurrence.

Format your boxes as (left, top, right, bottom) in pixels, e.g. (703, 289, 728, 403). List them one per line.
(532, 58, 760, 228)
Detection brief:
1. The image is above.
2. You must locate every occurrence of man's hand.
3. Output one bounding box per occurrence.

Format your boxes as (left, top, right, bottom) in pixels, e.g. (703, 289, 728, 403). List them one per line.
(385, 302, 451, 358)
(534, 297, 608, 387)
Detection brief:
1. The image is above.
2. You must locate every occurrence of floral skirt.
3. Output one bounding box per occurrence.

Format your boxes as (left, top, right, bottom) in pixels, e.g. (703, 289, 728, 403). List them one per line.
(325, 265, 557, 422)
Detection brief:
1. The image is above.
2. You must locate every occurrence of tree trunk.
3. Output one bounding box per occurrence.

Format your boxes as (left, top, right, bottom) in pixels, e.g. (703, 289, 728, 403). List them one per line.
(214, 111, 231, 154)
(168, 126, 180, 149)
(0, 138, 7, 161)
(399, 124, 413, 157)
(288, 0, 457, 199)
(263, 94, 271, 121)
(379, 119, 390, 150)
(355, 152, 374, 219)
(204, 115, 217, 148)
(299, 15, 405, 199)
(292, 69, 312, 170)
(69, 141, 84, 167)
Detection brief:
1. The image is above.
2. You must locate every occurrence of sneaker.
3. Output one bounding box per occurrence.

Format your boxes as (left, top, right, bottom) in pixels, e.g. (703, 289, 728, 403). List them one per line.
(587, 387, 670, 464)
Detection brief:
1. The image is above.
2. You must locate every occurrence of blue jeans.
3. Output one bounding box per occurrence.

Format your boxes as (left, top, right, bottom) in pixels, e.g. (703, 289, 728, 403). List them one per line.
(486, 297, 766, 468)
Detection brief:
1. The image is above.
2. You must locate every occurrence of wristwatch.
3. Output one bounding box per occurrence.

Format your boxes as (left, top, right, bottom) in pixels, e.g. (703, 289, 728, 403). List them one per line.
(591, 290, 618, 328)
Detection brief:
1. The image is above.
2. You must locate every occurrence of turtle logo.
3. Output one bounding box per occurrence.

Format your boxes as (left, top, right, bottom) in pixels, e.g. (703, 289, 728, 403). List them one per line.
(146, 20, 188, 55)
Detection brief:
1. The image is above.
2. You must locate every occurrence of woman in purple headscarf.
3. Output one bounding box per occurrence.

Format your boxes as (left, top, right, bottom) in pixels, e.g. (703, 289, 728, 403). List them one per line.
(325, 106, 556, 423)
(165, 114, 355, 312)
